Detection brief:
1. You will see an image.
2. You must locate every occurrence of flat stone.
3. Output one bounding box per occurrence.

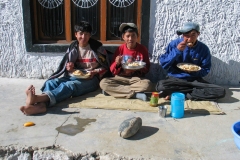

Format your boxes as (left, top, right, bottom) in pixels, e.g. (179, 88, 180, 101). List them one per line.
(118, 117, 142, 139)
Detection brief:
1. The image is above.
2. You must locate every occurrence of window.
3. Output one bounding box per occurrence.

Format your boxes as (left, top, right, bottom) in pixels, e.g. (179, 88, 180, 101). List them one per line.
(22, 0, 150, 52)
(32, 0, 142, 44)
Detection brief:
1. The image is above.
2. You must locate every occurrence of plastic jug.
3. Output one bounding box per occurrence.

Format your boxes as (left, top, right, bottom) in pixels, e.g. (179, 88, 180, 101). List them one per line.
(171, 92, 185, 118)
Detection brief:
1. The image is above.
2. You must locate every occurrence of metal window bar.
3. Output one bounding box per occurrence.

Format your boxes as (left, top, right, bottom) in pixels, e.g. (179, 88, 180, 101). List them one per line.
(73, 1, 99, 36)
(39, 2, 64, 37)
(109, 1, 135, 39)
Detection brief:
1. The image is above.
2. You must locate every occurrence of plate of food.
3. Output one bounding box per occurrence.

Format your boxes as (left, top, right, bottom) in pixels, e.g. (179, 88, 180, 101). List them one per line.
(177, 63, 201, 72)
(122, 61, 146, 70)
(70, 69, 91, 79)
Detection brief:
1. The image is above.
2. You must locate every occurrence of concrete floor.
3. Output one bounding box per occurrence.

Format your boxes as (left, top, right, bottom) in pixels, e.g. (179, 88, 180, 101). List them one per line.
(0, 77, 240, 159)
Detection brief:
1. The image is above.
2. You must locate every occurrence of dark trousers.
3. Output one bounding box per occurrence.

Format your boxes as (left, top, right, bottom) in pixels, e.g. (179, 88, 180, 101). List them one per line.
(156, 77, 226, 101)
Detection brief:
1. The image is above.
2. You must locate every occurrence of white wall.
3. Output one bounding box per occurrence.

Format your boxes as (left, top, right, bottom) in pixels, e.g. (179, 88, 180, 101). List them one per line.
(148, 0, 240, 85)
(0, 0, 240, 85)
(0, 0, 64, 79)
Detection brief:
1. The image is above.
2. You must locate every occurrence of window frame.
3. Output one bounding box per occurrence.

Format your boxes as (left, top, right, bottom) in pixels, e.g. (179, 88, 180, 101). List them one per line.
(22, 0, 150, 53)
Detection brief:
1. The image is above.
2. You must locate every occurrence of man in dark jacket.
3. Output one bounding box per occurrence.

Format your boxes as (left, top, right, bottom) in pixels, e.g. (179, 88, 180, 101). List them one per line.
(20, 21, 110, 115)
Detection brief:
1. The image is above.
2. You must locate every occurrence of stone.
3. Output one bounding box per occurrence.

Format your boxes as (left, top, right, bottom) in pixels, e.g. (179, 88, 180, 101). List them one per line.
(118, 117, 142, 138)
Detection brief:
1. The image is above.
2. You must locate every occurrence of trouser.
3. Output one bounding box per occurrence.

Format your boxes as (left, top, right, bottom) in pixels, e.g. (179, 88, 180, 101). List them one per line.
(100, 75, 154, 98)
(42, 76, 99, 106)
(156, 76, 226, 101)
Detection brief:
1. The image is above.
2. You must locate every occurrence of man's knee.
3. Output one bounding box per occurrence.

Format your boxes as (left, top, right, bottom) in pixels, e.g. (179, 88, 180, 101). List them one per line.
(100, 78, 108, 90)
(144, 81, 155, 91)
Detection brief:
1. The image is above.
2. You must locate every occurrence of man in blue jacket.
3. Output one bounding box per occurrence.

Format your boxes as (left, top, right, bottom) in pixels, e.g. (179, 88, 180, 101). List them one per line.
(157, 22, 225, 100)
(160, 22, 211, 82)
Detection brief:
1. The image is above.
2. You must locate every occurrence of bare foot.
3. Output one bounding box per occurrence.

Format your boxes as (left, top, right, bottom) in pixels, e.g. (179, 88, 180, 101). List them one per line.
(165, 95, 170, 100)
(26, 88, 36, 105)
(20, 106, 26, 114)
(25, 85, 35, 95)
(20, 103, 47, 115)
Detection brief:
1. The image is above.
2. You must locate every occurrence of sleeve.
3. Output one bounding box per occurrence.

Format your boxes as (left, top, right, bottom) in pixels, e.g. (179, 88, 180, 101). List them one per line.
(96, 46, 110, 69)
(94, 46, 111, 77)
(190, 48, 211, 77)
(159, 41, 182, 70)
(48, 49, 70, 80)
(110, 47, 122, 75)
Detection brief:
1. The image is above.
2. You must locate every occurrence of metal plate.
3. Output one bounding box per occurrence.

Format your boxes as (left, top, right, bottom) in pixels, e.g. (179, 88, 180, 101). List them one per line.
(177, 63, 201, 72)
(122, 61, 146, 70)
(70, 70, 90, 79)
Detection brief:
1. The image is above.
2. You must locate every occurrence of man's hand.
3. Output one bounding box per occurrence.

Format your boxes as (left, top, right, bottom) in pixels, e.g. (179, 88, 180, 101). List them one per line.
(87, 70, 98, 79)
(66, 62, 74, 72)
(177, 39, 188, 51)
(115, 55, 123, 66)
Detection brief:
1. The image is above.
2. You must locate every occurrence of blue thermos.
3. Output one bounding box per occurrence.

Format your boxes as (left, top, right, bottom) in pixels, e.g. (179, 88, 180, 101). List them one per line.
(171, 92, 185, 118)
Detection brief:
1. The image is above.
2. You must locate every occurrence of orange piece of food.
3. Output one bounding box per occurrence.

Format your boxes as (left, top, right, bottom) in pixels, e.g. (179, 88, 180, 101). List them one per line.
(24, 122, 35, 127)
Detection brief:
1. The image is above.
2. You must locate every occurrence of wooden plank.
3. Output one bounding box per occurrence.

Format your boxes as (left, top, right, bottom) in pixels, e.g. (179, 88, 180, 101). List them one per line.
(100, 0, 107, 41)
(101, 41, 124, 44)
(65, 0, 72, 42)
(33, 0, 39, 41)
(136, 0, 142, 43)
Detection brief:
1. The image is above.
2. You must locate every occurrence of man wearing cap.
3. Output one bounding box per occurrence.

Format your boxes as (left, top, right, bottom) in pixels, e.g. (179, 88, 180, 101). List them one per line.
(156, 22, 225, 100)
(161, 22, 211, 82)
(100, 23, 153, 101)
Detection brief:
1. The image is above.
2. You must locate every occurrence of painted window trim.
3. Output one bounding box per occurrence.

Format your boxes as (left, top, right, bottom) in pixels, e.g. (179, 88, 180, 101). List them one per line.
(22, 0, 150, 53)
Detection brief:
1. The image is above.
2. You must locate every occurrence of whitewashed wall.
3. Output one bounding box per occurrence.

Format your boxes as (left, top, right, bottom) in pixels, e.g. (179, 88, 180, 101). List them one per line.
(0, 0, 63, 79)
(0, 0, 240, 85)
(148, 0, 240, 85)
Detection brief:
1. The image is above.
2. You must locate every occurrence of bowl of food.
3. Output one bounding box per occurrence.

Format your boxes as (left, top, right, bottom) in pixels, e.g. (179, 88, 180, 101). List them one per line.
(70, 69, 90, 79)
(177, 63, 201, 72)
(122, 61, 146, 70)
(232, 120, 240, 149)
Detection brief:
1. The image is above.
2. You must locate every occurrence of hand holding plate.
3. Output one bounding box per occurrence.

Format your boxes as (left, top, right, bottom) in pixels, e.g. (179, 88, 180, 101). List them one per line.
(115, 55, 123, 66)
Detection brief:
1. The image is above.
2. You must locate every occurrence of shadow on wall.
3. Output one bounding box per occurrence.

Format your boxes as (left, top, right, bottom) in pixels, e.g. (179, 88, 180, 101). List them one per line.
(205, 56, 240, 85)
(145, 62, 167, 84)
